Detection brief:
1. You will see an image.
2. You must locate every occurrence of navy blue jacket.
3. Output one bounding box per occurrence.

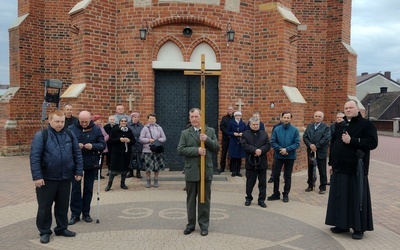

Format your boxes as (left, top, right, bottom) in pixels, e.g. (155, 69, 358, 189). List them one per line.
(30, 126, 83, 181)
(69, 120, 106, 169)
(271, 123, 300, 160)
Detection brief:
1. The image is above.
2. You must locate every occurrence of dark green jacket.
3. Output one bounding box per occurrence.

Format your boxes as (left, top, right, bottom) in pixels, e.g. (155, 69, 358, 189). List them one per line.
(177, 126, 219, 181)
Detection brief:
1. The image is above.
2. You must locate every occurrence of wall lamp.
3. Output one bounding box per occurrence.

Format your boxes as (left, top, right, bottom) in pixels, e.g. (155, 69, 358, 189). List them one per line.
(226, 22, 235, 44)
(139, 20, 149, 40)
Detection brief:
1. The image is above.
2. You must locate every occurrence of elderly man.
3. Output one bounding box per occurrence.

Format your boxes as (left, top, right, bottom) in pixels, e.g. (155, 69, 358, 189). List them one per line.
(241, 116, 271, 208)
(177, 108, 219, 236)
(68, 111, 106, 225)
(303, 111, 331, 194)
(326, 100, 378, 240)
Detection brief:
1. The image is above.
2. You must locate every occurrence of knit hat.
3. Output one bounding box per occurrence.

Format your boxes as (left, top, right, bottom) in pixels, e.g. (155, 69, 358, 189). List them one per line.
(234, 111, 242, 116)
(130, 112, 140, 118)
(91, 115, 102, 122)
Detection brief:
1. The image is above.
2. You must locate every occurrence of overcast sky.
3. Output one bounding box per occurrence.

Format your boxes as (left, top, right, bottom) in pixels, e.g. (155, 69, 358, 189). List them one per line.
(0, 0, 399, 85)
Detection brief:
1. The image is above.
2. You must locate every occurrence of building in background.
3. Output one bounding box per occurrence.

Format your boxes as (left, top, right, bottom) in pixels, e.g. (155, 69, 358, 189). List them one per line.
(1, 1, 357, 172)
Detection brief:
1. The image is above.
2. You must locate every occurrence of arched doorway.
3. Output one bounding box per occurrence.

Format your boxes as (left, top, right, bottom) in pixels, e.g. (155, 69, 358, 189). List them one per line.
(153, 42, 220, 171)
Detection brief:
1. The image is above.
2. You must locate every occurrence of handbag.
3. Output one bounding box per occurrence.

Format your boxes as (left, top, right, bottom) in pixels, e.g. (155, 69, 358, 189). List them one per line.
(149, 140, 164, 153)
(130, 154, 142, 170)
(148, 126, 164, 153)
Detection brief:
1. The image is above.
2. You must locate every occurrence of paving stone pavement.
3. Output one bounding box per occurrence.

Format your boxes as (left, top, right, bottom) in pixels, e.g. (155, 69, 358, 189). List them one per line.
(0, 135, 399, 249)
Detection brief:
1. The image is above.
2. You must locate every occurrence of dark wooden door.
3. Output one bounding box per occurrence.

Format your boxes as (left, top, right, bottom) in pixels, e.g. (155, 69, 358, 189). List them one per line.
(154, 70, 219, 171)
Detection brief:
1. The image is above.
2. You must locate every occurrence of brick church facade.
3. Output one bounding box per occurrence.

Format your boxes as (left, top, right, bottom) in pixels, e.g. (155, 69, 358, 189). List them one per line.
(1, 0, 357, 170)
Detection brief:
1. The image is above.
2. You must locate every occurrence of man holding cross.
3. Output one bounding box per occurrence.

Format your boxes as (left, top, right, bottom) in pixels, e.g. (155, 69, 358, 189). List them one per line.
(177, 108, 219, 236)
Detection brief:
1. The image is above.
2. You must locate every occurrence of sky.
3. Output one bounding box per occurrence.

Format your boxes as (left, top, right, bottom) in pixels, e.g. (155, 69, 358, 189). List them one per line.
(0, 0, 399, 85)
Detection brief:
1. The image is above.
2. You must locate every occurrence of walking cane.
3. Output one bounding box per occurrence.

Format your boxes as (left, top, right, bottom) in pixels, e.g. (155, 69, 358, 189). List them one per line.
(96, 154, 102, 223)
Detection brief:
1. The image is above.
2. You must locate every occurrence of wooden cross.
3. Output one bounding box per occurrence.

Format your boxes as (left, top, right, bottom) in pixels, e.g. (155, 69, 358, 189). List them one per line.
(184, 54, 221, 203)
(235, 98, 244, 112)
(126, 94, 135, 112)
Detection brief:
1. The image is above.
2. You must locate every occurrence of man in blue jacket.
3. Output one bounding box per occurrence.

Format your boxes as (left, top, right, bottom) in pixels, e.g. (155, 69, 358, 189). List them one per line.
(30, 109, 83, 244)
(68, 111, 106, 225)
(267, 111, 300, 203)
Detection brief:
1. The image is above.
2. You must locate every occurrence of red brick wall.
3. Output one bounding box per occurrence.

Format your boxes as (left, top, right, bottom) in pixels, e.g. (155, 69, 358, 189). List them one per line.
(2, 0, 356, 174)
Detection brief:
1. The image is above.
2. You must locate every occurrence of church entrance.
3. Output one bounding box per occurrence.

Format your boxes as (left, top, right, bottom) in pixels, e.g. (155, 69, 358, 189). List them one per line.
(154, 70, 219, 171)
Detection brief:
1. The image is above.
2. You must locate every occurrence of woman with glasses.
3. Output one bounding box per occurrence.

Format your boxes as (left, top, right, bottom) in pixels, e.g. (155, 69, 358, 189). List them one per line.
(105, 116, 135, 191)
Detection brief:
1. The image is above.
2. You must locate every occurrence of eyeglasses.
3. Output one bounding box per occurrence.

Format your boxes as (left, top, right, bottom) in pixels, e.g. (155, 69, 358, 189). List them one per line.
(120, 120, 127, 122)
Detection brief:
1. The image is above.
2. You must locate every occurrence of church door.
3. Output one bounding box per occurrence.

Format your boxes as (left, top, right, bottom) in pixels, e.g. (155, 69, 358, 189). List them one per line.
(154, 70, 219, 171)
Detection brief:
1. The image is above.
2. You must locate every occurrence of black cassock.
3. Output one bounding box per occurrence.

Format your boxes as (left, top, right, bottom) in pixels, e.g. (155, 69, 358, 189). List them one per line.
(325, 172, 373, 232)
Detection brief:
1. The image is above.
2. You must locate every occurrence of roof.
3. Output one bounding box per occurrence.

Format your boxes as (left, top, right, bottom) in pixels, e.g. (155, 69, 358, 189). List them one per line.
(357, 72, 400, 86)
(361, 91, 400, 119)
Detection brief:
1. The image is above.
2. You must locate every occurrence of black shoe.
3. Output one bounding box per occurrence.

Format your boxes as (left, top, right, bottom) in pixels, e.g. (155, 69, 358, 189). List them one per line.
(305, 187, 313, 192)
(183, 228, 194, 235)
(267, 194, 280, 201)
(100, 175, 105, 179)
(126, 172, 133, 178)
(244, 200, 251, 206)
(330, 227, 350, 234)
(121, 182, 128, 189)
(40, 234, 50, 244)
(136, 172, 142, 179)
(268, 177, 274, 183)
(352, 231, 364, 240)
(258, 201, 267, 208)
(319, 190, 326, 194)
(55, 229, 76, 237)
(82, 215, 93, 223)
(68, 217, 80, 225)
(200, 229, 208, 236)
(283, 195, 289, 203)
(218, 168, 225, 173)
(236, 172, 242, 177)
(231, 172, 236, 177)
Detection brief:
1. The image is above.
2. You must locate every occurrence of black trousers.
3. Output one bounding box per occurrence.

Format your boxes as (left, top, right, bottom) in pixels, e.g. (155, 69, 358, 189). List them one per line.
(272, 158, 294, 196)
(36, 179, 71, 236)
(245, 168, 267, 202)
(307, 158, 328, 191)
(229, 158, 242, 173)
(219, 139, 229, 170)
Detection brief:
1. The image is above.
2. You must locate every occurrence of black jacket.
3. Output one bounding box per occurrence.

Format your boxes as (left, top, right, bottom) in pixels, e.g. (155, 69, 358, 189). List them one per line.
(330, 112, 378, 175)
(220, 113, 234, 141)
(241, 129, 271, 170)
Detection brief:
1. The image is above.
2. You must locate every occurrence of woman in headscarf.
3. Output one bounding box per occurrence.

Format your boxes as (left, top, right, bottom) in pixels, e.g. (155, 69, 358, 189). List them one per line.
(105, 115, 135, 191)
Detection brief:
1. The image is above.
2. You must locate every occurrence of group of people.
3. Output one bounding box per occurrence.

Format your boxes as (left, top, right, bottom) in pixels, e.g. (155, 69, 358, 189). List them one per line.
(218, 100, 377, 240)
(29, 104, 166, 244)
(30, 99, 377, 242)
